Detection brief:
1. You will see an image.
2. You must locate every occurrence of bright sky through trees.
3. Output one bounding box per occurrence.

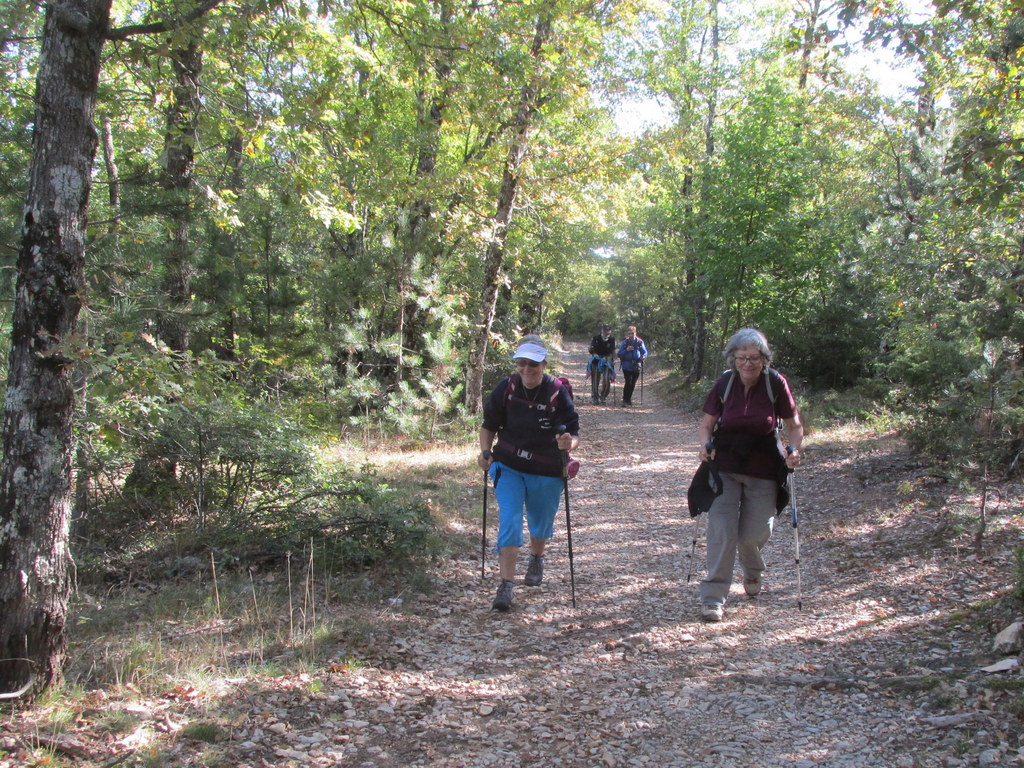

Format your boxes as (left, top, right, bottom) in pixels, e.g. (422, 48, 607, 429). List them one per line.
(610, 0, 936, 135)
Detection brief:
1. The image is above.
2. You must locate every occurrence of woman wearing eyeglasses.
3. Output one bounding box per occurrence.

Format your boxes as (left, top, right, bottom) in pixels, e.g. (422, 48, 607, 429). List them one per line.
(477, 335, 580, 612)
(694, 328, 804, 622)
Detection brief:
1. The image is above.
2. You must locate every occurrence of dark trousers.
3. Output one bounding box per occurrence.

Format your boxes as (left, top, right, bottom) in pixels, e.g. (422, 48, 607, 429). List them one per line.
(622, 368, 640, 403)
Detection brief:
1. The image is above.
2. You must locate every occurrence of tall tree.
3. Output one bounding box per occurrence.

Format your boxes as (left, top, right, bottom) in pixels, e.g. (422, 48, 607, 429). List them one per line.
(688, 0, 720, 382)
(464, 14, 553, 412)
(157, 39, 203, 353)
(0, 0, 225, 701)
(0, 0, 113, 701)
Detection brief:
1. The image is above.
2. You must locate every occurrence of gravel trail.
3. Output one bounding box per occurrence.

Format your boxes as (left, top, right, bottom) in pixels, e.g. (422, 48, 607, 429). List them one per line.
(220, 341, 1023, 768)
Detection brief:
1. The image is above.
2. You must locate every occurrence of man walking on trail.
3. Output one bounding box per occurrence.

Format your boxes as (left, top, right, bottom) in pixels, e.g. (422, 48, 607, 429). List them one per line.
(589, 324, 615, 359)
(478, 335, 580, 611)
(617, 326, 647, 407)
(588, 324, 616, 405)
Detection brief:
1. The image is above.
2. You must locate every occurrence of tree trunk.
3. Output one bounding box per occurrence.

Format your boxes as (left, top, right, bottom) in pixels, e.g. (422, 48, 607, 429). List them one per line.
(209, 128, 245, 362)
(395, 3, 461, 385)
(465, 17, 552, 413)
(99, 115, 121, 236)
(685, 0, 719, 384)
(797, 0, 821, 91)
(157, 42, 203, 353)
(0, 0, 112, 701)
(124, 41, 204, 514)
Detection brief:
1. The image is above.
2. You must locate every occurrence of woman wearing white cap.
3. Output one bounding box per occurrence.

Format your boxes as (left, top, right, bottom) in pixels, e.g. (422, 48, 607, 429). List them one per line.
(477, 335, 580, 611)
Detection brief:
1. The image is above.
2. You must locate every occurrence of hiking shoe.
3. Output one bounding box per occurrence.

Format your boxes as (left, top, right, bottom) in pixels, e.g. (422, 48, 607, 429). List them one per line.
(524, 554, 544, 586)
(492, 580, 514, 611)
(743, 578, 762, 597)
(701, 603, 724, 622)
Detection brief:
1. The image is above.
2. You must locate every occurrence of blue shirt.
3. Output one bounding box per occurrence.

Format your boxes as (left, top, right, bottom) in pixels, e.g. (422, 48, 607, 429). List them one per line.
(617, 337, 648, 371)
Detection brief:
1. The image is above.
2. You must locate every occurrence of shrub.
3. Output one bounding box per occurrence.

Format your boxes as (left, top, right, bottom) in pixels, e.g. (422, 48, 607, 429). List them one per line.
(1013, 547, 1024, 603)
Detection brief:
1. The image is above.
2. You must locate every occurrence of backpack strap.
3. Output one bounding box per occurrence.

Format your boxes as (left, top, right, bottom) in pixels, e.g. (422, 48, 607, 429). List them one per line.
(717, 370, 736, 404)
(547, 376, 564, 412)
(716, 367, 783, 431)
(505, 373, 562, 415)
(764, 367, 778, 404)
(718, 368, 779, 405)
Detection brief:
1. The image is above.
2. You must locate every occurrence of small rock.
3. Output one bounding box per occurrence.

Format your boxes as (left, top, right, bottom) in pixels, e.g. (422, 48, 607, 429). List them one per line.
(980, 658, 1019, 673)
(978, 748, 1002, 765)
(992, 621, 1022, 655)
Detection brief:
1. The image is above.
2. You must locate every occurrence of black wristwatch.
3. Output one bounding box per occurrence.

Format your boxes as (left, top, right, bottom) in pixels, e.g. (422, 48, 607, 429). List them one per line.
(480, 450, 492, 460)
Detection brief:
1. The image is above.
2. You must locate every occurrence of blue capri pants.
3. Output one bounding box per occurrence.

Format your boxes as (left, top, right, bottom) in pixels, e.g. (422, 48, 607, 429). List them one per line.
(490, 462, 564, 550)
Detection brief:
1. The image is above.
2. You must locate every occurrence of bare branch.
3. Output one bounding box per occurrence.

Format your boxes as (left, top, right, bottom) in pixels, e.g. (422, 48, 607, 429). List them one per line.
(105, 0, 226, 41)
(0, 671, 34, 700)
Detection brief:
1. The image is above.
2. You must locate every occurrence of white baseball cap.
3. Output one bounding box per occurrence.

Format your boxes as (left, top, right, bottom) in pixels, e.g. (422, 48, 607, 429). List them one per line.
(512, 340, 547, 362)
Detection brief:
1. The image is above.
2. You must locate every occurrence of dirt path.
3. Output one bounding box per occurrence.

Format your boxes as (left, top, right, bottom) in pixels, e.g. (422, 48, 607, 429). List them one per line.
(213, 341, 1021, 768)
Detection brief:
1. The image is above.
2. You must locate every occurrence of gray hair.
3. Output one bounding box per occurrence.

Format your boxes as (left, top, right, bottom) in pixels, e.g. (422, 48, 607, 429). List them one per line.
(723, 328, 772, 367)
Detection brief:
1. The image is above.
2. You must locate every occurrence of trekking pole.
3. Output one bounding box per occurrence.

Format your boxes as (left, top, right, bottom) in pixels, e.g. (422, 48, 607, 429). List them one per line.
(556, 425, 577, 608)
(481, 470, 488, 583)
(685, 514, 704, 583)
(639, 361, 644, 405)
(787, 452, 802, 610)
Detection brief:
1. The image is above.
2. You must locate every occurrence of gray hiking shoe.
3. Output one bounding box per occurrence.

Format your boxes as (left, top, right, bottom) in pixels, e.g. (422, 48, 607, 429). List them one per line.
(524, 554, 544, 586)
(492, 580, 514, 611)
(743, 578, 762, 597)
(701, 603, 724, 622)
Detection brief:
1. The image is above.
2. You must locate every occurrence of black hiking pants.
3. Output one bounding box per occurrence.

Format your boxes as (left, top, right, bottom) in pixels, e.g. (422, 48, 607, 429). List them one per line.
(622, 368, 640, 404)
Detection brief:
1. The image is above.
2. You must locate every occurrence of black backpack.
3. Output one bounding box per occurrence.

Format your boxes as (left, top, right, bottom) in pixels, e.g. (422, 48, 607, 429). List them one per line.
(500, 373, 579, 479)
(503, 372, 571, 413)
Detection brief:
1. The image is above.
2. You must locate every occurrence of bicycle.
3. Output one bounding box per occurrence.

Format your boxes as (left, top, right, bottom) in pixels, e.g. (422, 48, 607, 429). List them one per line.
(589, 355, 615, 405)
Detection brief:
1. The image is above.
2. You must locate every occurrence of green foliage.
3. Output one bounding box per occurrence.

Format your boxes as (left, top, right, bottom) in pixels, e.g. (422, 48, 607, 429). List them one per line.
(6, 0, 1024, 589)
(179, 722, 226, 744)
(1012, 547, 1024, 602)
(881, 320, 981, 401)
(800, 385, 896, 430)
(156, 399, 315, 524)
(899, 341, 1024, 474)
(770, 270, 888, 389)
(264, 473, 436, 571)
(561, 284, 616, 339)
(74, 337, 439, 573)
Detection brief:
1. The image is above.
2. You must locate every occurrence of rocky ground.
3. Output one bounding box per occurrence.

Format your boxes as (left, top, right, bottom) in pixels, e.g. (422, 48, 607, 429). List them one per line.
(3, 341, 1023, 767)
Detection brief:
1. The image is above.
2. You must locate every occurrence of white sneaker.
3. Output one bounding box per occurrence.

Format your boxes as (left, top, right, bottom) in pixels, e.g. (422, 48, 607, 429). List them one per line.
(701, 603, 724, 622)
(743, 578, 762, 597)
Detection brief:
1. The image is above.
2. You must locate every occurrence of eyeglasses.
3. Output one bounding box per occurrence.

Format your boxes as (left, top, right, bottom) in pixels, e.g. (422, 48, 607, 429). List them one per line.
(734, 355, 763, 365)
(515, 359, 543, 368)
